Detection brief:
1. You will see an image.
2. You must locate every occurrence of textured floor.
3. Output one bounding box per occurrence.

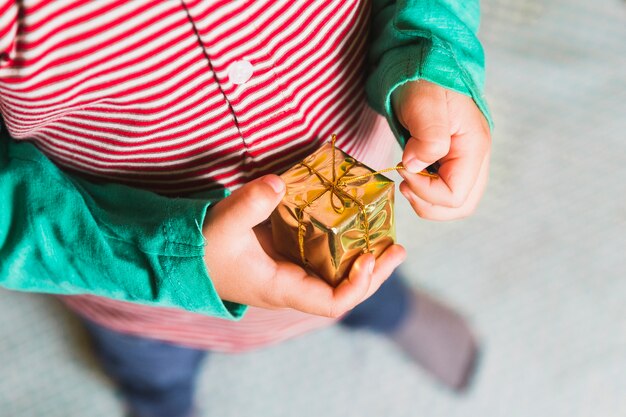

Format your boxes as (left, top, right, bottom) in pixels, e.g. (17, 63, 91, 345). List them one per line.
(1, 0, 625, 416)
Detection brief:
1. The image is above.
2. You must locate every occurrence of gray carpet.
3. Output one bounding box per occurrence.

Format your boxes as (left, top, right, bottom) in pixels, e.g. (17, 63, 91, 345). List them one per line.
(1, 0, 625, 416)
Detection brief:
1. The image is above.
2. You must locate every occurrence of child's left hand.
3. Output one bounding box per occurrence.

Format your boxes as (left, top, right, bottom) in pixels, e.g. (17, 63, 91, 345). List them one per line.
(392, 80, 491, 221)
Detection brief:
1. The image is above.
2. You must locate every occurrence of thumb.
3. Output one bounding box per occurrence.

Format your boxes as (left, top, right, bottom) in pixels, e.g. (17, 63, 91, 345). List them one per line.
(397, 81, 451, 174)
(216, 175, 286, 230)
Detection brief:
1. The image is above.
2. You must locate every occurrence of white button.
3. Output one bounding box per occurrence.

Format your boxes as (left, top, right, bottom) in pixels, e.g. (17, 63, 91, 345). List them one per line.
(227, 60, 253, 85)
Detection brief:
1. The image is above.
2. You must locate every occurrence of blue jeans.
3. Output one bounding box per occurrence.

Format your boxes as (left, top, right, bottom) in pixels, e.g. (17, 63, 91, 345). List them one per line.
(84, 271, 411, 417)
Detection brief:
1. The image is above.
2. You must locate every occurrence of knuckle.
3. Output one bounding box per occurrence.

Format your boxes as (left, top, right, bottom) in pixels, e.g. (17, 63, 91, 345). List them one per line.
(326, 301, 344, 319)
(245, 187, 273, 212)
(478, 117, 492, 139)
(330, 309, 344, 319)
(482, 125, 492, 142)
(409, 201, 427, 218)
(416, 208, 430, 219)
(442, 172, 469, 208)
(246, 183, 267, 202)
(258, 283, 276, 308)
(262, 266, 282, 306)
(413, 138, 449, 161)
(418, 210, 436, 220)
(448, 212, 470, 221)
(458, 204, 477, 219)
(259, 289, 275, 308)
(448, 193, 466, 208)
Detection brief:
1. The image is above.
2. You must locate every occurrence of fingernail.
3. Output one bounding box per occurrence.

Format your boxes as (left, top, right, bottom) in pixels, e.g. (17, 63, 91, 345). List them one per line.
(263, 175, 285, 194)
(404, 158, 428, 174)
(368, 258, 375, 275)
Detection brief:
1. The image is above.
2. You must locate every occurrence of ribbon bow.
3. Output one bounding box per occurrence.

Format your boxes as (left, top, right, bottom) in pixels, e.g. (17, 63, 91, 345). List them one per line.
(294, 134, 437, 266)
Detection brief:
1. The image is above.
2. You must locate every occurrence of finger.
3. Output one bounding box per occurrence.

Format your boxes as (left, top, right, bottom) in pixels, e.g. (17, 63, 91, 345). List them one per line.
(212, 175, 285, 231)
(268, 245, 405, 318)
(400, 124, 489, 208)
(332, 244, 406, 315)
(398, 81, 451, 174)
(268, 258, 367, 318)
(327, 253, 378, 317)
(400, 152, 490, 220)
(362, 244, 407, 300)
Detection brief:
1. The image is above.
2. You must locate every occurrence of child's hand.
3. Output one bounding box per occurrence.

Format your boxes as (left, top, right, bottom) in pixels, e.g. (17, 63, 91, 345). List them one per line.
(393, 80, 491, 221)
(202, 175, 406, 318)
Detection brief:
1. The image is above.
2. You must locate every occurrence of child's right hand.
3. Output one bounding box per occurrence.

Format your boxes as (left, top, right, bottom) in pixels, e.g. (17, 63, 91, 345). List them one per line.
(202, 175, 406, 318)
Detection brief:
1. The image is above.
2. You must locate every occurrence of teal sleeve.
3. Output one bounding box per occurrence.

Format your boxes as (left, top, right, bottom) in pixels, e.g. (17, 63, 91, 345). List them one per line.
(366, 0, 493, 147)
(0, 127, 247, 320)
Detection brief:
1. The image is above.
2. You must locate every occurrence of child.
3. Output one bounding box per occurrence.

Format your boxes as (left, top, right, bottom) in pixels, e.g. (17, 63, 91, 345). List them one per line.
(0, 1, 491, 416)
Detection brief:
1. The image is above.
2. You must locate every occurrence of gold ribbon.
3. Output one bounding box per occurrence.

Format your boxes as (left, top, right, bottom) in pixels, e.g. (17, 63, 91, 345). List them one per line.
(295, 134, 438, 266)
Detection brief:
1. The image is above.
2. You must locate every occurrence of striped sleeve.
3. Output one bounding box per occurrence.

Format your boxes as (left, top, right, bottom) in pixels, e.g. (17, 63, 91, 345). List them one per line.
(0, 0, 17, 66)
(0, 126, 246, 320)
(366, 0, 492, 147)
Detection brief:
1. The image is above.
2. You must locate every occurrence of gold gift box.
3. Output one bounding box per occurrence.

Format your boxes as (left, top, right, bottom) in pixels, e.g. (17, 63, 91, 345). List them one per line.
(270, 141, 396, 286)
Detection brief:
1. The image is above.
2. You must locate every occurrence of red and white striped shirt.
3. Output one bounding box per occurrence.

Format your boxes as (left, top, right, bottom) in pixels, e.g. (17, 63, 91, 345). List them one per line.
(0, 0, 396, 352)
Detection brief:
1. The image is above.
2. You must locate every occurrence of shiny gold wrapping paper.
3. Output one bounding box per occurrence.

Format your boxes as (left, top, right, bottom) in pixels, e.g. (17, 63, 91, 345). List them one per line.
(270, 142, 395, 286)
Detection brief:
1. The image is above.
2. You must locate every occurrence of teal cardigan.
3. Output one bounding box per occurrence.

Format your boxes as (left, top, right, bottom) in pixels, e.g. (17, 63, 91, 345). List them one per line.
(0, 0, 491, 320)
